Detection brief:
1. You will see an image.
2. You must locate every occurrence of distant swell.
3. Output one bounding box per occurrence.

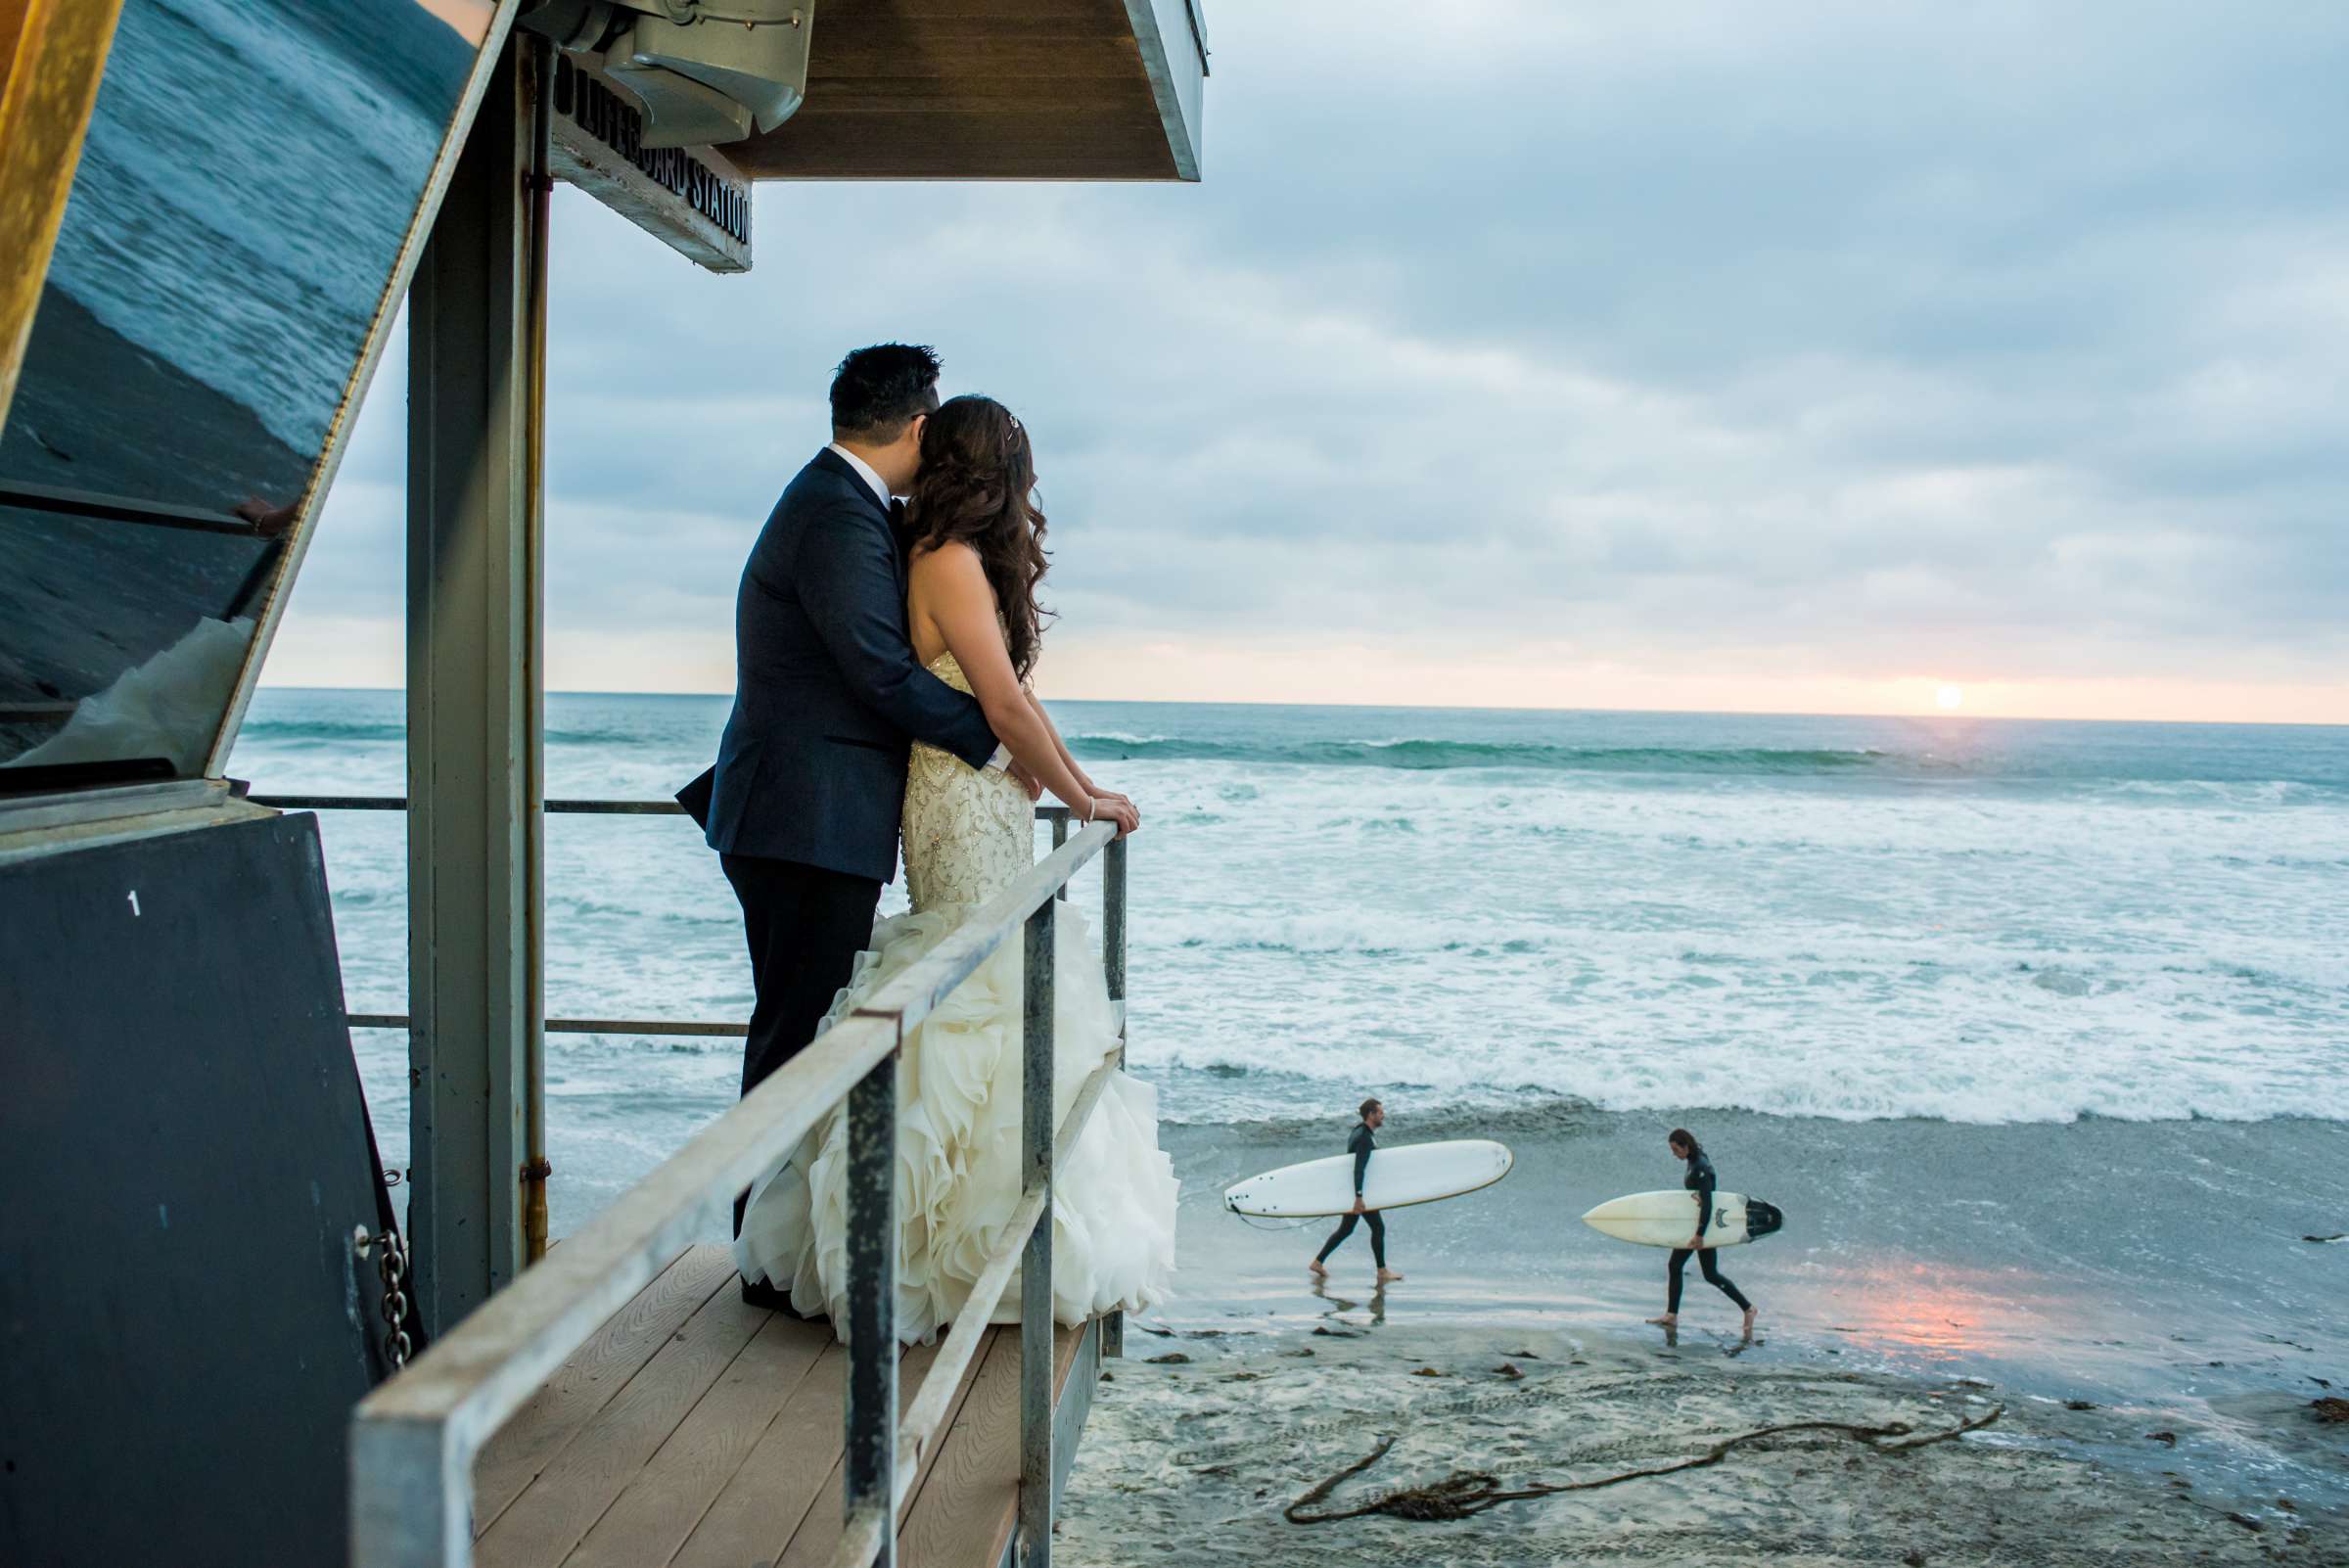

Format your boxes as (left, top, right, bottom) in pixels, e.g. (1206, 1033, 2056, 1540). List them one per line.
(241, 717, 658, 747)
(1070, 734, 1895, 776)
(240, 715, 403, 743)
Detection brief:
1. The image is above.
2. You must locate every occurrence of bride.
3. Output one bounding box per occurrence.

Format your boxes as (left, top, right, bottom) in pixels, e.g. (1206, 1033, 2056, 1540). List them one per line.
(735, 394, 1179, 1343)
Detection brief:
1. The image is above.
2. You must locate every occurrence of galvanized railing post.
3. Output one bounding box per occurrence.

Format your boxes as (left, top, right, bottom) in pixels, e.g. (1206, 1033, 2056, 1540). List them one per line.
(1049, 807, 1069, 899)
(1102, 835, 1127, 1019)
(843, 1049, 899, 1567)
(1018, 899, 1056, 1566)
(1100, 833, 1128, 1361)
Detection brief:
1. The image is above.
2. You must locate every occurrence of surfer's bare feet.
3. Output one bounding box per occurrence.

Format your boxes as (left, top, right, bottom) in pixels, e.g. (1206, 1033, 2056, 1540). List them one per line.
(1741, 1306, 1758, 1335)
(1376, 1268, 1405, 1283)
(1307, 1258, 1327, 1278)
(1646, 1313, 1678, 1327)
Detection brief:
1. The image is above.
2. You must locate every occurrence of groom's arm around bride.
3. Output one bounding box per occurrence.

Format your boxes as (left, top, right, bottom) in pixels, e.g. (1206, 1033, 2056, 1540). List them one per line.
(677, 346, 996, 1261)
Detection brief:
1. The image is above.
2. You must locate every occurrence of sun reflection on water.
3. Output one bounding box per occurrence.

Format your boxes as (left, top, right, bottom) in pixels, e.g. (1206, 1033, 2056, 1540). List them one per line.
(1802, 1257, 2065, 1364)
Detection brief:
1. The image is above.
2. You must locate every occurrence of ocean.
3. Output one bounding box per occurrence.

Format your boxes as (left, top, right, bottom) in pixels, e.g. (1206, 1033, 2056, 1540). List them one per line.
(233, 691, 2349, 1180)
(233, 690, 2349, 1512)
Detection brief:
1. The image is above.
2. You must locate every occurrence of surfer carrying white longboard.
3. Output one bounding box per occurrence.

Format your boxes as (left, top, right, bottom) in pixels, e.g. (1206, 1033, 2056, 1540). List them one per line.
(1644, 1128, 1758, 1335)
(1306, 1098, 1405, 1284)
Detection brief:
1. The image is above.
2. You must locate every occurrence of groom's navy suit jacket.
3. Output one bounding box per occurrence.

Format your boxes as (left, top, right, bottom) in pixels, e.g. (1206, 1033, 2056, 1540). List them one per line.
(679, 447, 997, 884)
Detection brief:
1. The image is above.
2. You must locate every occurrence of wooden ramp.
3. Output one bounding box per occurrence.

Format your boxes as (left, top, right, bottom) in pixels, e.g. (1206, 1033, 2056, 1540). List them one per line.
(471, 1246, 1099, 1568)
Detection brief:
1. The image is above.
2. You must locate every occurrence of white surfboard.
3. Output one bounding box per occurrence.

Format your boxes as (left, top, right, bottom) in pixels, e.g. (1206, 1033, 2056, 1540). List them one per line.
(1223, 1138, 1514, 1219)
(1580, 1189, 1784, 1249)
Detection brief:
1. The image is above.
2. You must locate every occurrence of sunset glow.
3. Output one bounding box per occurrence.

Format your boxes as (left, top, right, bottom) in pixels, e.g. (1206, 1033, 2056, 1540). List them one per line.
(254, 618, 2349, 724)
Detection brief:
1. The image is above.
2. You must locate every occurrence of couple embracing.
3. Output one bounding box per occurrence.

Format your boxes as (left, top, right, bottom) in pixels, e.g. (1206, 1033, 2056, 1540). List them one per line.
(678, 344, 1177, 1343)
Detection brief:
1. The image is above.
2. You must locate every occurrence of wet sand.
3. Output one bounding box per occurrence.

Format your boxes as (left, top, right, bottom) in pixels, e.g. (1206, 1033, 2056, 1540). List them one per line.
(1061, 1321, 2347, 1565)
(1054, 1104, 2349, 1561)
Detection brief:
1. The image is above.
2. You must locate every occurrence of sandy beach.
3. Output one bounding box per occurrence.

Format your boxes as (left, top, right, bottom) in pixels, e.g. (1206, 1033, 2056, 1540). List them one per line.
(1060, 1320, 2347, 1565)
(1053, 1106, 2349, 1562)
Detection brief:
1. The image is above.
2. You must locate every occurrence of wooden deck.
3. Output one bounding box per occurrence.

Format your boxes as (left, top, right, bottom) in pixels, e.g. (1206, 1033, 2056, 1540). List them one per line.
(470, 1246, 1098, 1568)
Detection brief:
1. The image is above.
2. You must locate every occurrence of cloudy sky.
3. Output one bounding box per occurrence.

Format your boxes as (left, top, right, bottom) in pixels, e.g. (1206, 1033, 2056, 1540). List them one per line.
(272, 1, 2349, 722)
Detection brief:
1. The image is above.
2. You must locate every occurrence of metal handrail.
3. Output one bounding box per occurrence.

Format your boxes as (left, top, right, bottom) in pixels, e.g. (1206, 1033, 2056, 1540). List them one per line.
(258, 794, 1082, 1040)
(349, 1012, 749, 1037)
(348, 817, 1126, 1568)
(252, 793, 1076, 819)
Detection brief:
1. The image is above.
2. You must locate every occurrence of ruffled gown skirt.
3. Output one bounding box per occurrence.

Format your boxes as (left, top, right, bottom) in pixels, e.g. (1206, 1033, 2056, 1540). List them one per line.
(734, 901, 1174, 1342)
(734, 651, 1178, 1343)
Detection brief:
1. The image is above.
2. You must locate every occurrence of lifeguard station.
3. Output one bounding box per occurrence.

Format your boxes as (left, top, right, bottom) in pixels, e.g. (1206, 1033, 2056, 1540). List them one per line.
(0, 4, 1205, 1564)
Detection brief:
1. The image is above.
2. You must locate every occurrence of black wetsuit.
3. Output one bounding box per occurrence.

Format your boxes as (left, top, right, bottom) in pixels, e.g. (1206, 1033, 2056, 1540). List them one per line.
(1313, 1122, 1385, 1269)
(1668, 1149, 1751, 1315)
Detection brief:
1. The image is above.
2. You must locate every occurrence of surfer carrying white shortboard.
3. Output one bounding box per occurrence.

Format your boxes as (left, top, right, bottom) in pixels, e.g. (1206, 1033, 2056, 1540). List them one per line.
(1306, 1098, 1405, 1284)
(1644, 1128, 1758, 1335)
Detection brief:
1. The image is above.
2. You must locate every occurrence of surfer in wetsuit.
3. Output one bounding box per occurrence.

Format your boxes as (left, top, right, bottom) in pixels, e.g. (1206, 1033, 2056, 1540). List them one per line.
(1308, 1098, 1405, 1283)
(1645, 1128, 1757, 1335)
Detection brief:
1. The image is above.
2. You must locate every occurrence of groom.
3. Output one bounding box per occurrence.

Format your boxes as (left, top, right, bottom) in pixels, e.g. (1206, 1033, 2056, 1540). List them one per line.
(678, 345, 1014, 1301)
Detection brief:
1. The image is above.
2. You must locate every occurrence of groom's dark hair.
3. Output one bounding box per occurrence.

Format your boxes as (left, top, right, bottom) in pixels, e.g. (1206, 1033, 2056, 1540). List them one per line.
(831, 343, 942, 441)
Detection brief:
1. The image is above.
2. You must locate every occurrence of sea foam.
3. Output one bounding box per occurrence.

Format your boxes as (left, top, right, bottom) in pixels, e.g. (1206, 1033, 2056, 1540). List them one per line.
(237, 691, 2349, 1139)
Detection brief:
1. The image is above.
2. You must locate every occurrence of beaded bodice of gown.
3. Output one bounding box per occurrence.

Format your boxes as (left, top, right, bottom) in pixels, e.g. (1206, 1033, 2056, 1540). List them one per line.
(902, 650, 1031, 910)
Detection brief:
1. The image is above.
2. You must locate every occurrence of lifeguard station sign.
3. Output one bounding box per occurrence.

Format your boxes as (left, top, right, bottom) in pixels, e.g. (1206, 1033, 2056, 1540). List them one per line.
(549, 54, 752, 273)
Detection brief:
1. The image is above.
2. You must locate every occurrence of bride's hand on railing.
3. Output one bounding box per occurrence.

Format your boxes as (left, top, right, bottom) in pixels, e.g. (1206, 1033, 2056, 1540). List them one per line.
(1091, 789, 1140, 836)
(1081, 793, 1140, 838)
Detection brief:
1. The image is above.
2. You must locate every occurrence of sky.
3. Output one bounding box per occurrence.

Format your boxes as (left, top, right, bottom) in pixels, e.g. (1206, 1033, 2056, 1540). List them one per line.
(270, 1, 2349, 722)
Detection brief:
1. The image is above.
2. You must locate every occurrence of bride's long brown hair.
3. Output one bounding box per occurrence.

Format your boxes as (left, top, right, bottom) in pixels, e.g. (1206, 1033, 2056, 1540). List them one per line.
(903, 394, 1051, 678)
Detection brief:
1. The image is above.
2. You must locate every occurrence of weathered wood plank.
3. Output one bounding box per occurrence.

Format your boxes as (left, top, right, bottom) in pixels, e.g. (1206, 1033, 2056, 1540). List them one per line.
(897, 1324, 1084, 1568)
(665, 1341, 850, 1568)
(889, 1054, 1116, 1516)
(770, 1338, 961, 1568)
(807, 34, 1148, 79)
(734, 117, 1173, 183)
(456, 1254, 1099, 1568)
(560, 1314, 829, 1568)
(473, 1248, 733, 1532)
(475, 1280, 770, 1568)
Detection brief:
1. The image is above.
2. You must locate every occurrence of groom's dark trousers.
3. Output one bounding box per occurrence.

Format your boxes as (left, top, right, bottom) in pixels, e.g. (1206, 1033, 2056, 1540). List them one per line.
(678, 447, 997, 1235)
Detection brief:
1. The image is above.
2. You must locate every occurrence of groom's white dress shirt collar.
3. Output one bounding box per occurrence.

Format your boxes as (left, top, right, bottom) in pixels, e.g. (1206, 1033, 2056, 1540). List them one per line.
(827, 441, 893, 510)
(826, 440, 1013, 776)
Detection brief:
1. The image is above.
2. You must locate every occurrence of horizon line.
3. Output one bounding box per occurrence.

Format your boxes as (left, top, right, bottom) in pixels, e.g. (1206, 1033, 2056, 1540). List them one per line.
(250, 684, 2349, 731)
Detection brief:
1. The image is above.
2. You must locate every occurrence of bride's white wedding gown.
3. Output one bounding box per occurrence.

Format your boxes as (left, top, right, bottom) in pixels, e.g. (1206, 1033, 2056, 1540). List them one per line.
(734, 650, 1179, 1343)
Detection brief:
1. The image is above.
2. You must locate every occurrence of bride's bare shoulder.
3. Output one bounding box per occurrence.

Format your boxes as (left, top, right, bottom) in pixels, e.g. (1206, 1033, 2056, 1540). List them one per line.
(908, 537, 981, 568)
(908, 538, 990, 593)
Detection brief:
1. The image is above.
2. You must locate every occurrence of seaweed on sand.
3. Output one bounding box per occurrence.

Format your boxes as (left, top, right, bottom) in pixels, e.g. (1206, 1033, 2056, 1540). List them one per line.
(1284, 1405, 2005, 1524)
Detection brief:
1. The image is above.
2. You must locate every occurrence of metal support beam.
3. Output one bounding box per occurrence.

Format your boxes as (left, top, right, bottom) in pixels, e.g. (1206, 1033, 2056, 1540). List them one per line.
(1018, 900, 1056, 1568)
(842, 1051, 899, 1568)
(404, 41, 542, 1337)
(1100, 833, 1128, 1361)
(1102, 836, 1128, 1013)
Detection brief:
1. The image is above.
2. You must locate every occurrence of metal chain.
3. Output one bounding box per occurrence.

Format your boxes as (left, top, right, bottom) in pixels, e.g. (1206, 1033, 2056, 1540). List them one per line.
(376, 1229, 413, 1371)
